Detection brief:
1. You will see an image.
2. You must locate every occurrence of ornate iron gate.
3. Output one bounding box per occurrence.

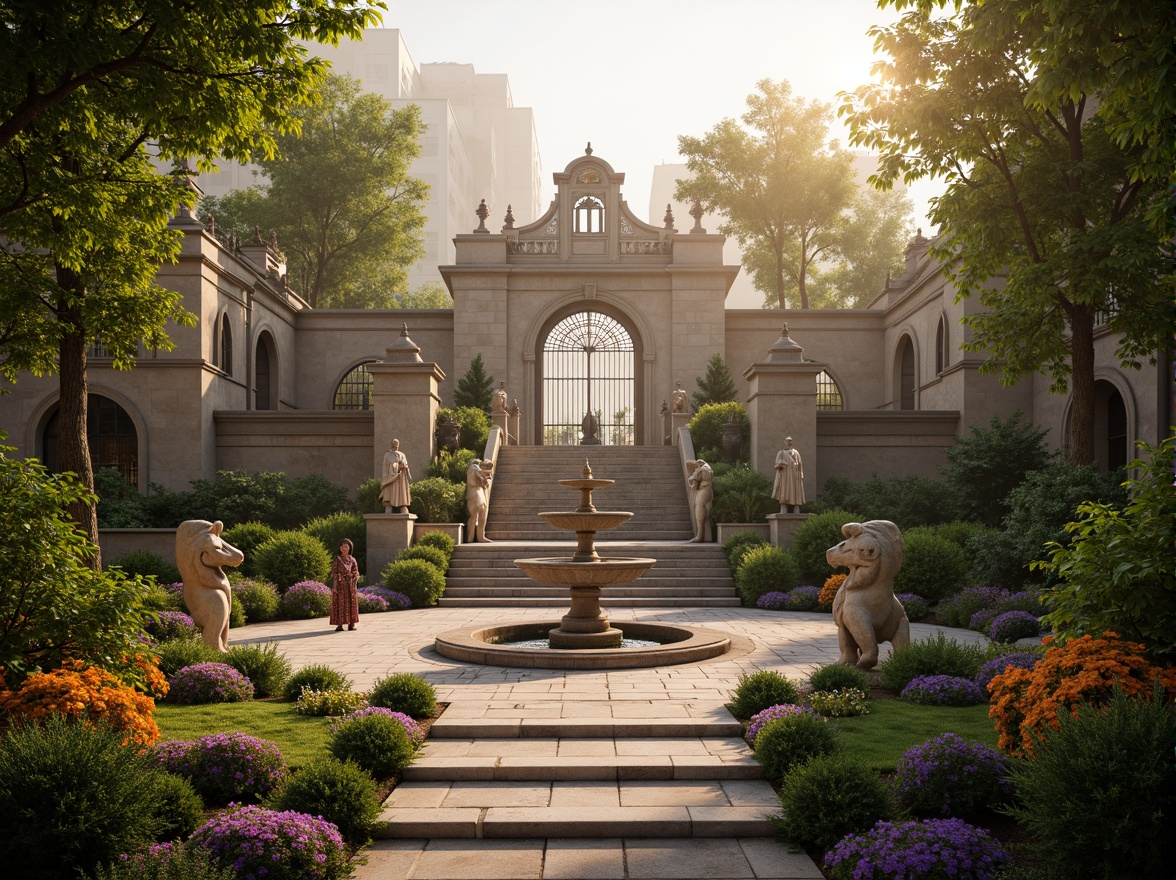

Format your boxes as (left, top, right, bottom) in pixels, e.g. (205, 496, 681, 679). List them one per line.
(541, 311, 635, 445)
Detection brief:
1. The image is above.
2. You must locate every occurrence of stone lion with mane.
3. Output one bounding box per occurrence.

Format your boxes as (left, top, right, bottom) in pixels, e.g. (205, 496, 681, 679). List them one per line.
(175, 519, 244, 652)
(826, 520, 909, 670)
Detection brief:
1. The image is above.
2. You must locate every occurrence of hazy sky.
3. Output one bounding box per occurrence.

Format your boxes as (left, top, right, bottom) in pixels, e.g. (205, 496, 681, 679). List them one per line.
(377, 0, 943, 233)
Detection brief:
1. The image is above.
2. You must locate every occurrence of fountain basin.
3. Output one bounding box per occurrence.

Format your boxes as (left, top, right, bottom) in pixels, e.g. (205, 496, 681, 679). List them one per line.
(538, 511, 633, 532)
(513, 556, 656, 586)
(433, 621, 732, 669)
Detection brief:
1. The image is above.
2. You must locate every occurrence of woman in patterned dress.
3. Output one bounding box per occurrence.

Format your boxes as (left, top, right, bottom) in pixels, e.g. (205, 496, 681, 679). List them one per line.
(330, 538, 360, 631)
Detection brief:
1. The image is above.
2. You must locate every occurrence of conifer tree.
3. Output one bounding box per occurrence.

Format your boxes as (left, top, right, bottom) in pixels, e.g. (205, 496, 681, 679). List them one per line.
(692, 353, 739, 409)
(454, 354, 495, 412)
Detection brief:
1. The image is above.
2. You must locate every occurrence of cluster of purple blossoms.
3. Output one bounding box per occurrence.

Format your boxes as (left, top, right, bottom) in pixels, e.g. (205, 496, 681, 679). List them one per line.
(900, 675, 986, 707)
(356, 591, 390, 613)
(894, 593, 929, 622)
(167, 662, 254, 705)
(756, 591, 790, 610)
(189, 805, 349, 880)
(746, 703, 817, 744)
(359, 586, 411, 610)
(278, 580, 332, 619)
(331, 705, 423, 745)
(974, 652, 1041, 693)
(891, 733, 1011, 817)
(155, 732, 287, 806)
(825, 817, 1011, 880)
(145, 610, 197, 643)
(989, 610, 1045, 644)
(786, 586, 822, 612)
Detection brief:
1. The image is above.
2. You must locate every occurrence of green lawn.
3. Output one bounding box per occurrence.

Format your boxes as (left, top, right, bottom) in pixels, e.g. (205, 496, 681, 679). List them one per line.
(833, 699, 999, 770)
(154, 701, 332, 767)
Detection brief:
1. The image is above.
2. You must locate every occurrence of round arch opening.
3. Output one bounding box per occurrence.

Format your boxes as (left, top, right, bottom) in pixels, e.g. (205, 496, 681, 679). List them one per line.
(42, 394, 139, 487)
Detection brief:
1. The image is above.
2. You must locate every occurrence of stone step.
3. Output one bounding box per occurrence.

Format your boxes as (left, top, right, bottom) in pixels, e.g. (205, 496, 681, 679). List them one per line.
(438, 597, 743, 608)
(429, 717, 743, 739)
(442, 581, 738, 594)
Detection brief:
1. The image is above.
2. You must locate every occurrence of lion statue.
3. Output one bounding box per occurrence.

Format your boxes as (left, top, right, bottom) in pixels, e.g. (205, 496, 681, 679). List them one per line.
(175, 519, 244, 652)
(826, 520, 909, 670)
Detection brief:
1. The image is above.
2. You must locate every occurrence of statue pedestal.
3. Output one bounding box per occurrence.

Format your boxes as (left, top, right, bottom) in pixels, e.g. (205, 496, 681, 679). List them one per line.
(768, 512, 809, 550)
(365, 513, 417, 577)
(492, 411, 510, 445)
(670, 412, 691, 446)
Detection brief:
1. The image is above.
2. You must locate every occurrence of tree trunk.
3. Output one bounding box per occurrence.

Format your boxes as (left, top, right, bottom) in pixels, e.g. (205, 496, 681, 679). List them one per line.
(55, 268, 101, 569)
(1067, 305, 1097, 467)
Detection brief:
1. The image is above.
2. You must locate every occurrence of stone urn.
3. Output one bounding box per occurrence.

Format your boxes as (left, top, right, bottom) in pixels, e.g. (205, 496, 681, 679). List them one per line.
(580, 411, 601, 445)
(720, 414, 743, 463)
(435, 414, 460, 454)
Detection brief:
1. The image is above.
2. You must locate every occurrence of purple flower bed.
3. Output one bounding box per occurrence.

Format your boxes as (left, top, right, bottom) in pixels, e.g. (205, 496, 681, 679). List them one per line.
(786, 585, 821, 612)
(969, 609, 997, 632)
(358, 586, 411, 610)
(891, 733, 1011, 818)
(278, 580, 332, 619)
(357, 591, 390, 613)
(145, 610, 197, 643)
(975, 652, 1041, 693)
(895, 592, 930, 622)
(825, 817, 1011, 880)
(900, 674, 986, 707)
(756, 591, 790, 610)
(989, 610, 1044, 644)
(332, 706, 423, 745)
(189, 805, 349, 880)
(156, 732, 287, 806)
(168, 662, 254, 705)
(746, 703, 817, 743)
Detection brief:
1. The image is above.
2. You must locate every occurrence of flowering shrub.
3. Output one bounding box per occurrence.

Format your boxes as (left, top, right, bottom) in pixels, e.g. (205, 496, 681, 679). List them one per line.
(167, 662, 254, 705)
(825, 818, 1011, 880)
(231, 577, 281, 623)
(756, 591, 789, 610)
(895, 593, 929, 622)
(786, 585, 821, 612)
(359, 586, 411, 610)
(277, 580, 332, 619)
(164, 581, 187, 608)
(939, 586, 1010, 629)
(808, 687, 870, 718)
(93, 842, 235, 880)
(975, 652, 1040, 694)
(901, 675, 986, 707)
(989, 610, 1043, 643)
(0, 661, 161, 746)
(746, 703, 816, 744)
(357, 592, 389, 613)
(818, 573, 847, 608)
(988, 632, 1176, 756)
(969, 609, 998, 632)
(891, 734, 1010, 818)
(189, 805, 349, 880)
(295, 686, 368, 717)
(332, 706, 423, 746)
(155, 732, 286, 805)
(144, 611, 197, 643)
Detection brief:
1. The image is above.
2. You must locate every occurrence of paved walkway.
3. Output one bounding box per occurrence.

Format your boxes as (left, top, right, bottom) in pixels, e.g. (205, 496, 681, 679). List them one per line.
(236, 608, 987, 880)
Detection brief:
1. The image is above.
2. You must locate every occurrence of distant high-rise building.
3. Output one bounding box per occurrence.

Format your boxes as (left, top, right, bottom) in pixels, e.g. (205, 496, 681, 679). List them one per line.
(196, 28, 543, 293)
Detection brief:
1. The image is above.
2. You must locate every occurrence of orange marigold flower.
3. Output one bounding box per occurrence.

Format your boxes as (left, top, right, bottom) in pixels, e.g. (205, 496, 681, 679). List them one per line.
(819, 574, 847, 607)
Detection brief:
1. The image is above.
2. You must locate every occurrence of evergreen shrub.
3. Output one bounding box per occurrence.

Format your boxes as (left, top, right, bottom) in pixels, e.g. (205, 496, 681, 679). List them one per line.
(328, 712, 415, 778)
(735, 545, 800, 606)
(416, 529, 457, 560)
(266, 756, 381, 845)
(791, 509, 861, 583)
(406, 477, 465, 523)
(231, 577, 281, 622)
(879, 633, 986, 694)
(773, 753, 893, 849)
(686, 401, 749, 461)
(223, 642, 291, 698)
(150, 771, 205, 841)
(729, 670, 801, 718)
(152, 638, 220, 678)
(753, 712, 841, 785)
(427, 448, 477, 483)
(809, 663, 870, 695)
(368, 672, 438, 718)
(221, 522, 277, 576)
(253, 531, 331, 589)
(109, 550, 181, 585)
(282, 665, 352, 702)
(893, 528, 968, 601)
(396, 544, 450, 573)
(382, 558, 446, 608)
(302, 511, 366, 574)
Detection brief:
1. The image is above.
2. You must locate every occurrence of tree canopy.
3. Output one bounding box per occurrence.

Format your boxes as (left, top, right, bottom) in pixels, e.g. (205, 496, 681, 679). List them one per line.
(840, 0, 1174, 465)
(454, 354, 495, 412)
(201, 73, 428, 308)
(692, 353, 739, 409)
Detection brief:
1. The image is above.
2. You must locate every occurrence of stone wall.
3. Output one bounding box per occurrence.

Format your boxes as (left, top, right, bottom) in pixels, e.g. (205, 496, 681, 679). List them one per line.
(815, 411, 961, 486)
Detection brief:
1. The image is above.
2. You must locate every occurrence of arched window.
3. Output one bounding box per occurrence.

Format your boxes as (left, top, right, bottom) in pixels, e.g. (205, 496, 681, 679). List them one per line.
(935, 315, 948, 375)
(1106, 387, 1127, 472)
(255, 332, 276, 410)
(816, 371, 843, 410)
(43, 394, 139, 486)
(899, 337, 916, 410)
(573, 196, 604, 233)
(333, 362, 375, 410)
(219, 313, 233, 376)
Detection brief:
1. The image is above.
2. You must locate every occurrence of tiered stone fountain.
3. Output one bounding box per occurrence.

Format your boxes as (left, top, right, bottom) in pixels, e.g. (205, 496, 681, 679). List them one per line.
(433, 461, 732, 669)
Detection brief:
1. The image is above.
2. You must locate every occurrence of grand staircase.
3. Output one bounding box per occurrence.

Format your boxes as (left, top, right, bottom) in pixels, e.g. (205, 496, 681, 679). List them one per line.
(439, 446, 739, 608)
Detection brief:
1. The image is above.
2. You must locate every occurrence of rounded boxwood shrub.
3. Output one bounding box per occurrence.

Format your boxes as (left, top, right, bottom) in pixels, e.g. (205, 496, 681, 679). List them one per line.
(892, 734, 1010, 818)
(729, 670, 801, 719)
(266, 756, 381, 845)
(155, 733, 286, 806)
(722, 529, 767, 565)
(0, 715, 168, 880)
(221, 522, 277, 577)
(368, 672, 438, 719)
(145, 610, 197, 643)
(150, 770, 205, 841)
(786, 585, 821, 612)
(152, 637, 220, 677)
(396, 543, 450, 573)
(282, 664, 352, 702)
(825, 818, 1011, 880)
(278, 580, 332, 619)
(892, 529, 969, 602)
(407, 477, 465, 523)
(382, 558, 446, 608)
(190, 805, 349, 880)
(809, 663, 870, 695)
(900, 675, 987, 707)
(223, 642, 291, 698)
(791, 509, 862, 583)
(415, 530, 457, 561)
(879, 633, 986, 694)
(989, 610, 1043, 643)
(753, 712, 841, 785)
(746, 704, 816, 744)
(772, 753, 893, 849)
(109, 549, 181, 585)
(735, 545, 800, 606)
(301, 511, 366, 574)
(231, 577, 281, 622)
(328, 712, 415, 778)
(167, 662, 254, 705)
(253, 531, 330, 590)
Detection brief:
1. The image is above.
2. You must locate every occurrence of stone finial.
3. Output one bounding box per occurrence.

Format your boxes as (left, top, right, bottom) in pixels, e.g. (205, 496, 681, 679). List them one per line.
(660, 400, 668, 415)
(502, 204, 515, 231)
(765, 323, 804, 363)
(663, 204, 676, 232)
(582, 459, 593, 478)
(474, 199, 490, 233)
(689, 202, 706, 234)
(251, 225, 264, 245)
(269, 229, 279, 249)
(205, 213, 217, 236)
(585, 142, 593, 156)
(384, 322, 424, 363)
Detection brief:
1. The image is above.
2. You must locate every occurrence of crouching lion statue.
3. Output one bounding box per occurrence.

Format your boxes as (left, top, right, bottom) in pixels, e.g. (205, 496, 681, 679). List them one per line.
(175, 519, 244, 652)
(826, 520, 909, 670)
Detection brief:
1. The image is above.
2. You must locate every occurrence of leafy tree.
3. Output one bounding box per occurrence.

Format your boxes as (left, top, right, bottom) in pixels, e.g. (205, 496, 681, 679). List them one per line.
(0, 1, 382, 557)
(453, 354, 496, 411)
(202, 73, 427, 308)
(676, 79, 857, 309)
(841, 0, 1174, 466)
(692, 353, 739, 409)
(815, 185, 914, 308)
(390, 281, 453, 309)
